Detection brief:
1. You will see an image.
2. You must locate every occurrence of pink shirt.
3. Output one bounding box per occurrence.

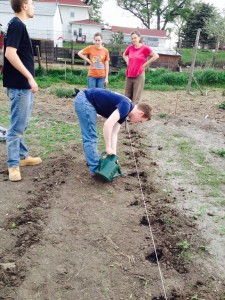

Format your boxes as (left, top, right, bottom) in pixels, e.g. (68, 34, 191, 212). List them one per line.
(124, 45, 152, 78)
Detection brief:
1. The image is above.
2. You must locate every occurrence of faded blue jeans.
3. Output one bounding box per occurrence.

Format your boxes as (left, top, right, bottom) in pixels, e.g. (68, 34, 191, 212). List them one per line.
(6, 88, 34, 167)
(87, 76, 105, 89)
(74, 91, 99, 174)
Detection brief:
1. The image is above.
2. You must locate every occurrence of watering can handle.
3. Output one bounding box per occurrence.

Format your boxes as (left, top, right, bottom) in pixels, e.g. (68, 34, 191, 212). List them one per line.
(99, 151, 117, 160)
(98, 151, 119, 170)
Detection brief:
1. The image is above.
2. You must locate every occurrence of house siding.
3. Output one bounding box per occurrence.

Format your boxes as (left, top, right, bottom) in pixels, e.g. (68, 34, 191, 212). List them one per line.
(0, 2, 62, 46)
(71, 24, 102, 42)
(59, 5, 89, 41)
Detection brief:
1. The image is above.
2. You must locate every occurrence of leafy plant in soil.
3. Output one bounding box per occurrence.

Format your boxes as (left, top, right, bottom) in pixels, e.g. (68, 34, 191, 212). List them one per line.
(218, 100, 225, 109)
(212, 148, 225, 157)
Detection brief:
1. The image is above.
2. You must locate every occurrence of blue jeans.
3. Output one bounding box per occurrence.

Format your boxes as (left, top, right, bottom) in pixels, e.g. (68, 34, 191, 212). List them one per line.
(74, 92, 99, 174)
(87, 76, 105, 88)
(6, 88, 34, 167)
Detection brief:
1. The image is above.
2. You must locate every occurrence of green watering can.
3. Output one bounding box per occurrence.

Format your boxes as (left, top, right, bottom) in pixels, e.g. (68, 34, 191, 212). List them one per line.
(96, 151, 123, 182)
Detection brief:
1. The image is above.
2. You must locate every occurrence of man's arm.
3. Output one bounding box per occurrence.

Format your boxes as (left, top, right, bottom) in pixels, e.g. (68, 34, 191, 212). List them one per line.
(5, 46, 38, 93)
(104, 60, 109, 86)
(111, 122, 121, 155)
(103, 109, 121, 155)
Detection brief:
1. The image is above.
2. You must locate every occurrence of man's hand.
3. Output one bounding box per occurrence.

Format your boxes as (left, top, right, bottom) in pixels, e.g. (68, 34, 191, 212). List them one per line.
(28, 77, 38, 93)
(105, 146, 113, 155)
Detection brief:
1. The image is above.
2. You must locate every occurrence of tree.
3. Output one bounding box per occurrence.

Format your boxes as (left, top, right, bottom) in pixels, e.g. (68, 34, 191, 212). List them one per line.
(116, 0, 192, 30)
(111, 31, 124, 44)
(181, 2, 216, 48)
(205, 9, 225, 65)
(89, 0, 103, 23)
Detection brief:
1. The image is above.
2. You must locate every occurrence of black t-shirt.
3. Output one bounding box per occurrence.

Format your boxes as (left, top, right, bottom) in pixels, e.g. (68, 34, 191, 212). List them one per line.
(84, 88, 134, 124)
(3, 17, 34, 89)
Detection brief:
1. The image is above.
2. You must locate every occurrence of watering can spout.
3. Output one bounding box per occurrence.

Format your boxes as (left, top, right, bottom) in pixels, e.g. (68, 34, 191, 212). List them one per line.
(96, 151, 124, 182)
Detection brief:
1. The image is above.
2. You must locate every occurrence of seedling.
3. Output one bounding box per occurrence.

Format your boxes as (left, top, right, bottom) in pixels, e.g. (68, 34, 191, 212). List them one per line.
(11, 222, 17, 229)
(197, 207, 206, 217)
(199, 244, 207, 252)
(218, 100, 225, 109)
(16, 204, 23, 210)
(158, 112, 168, 118)
(176, 240, 190, 251)
(191, 294, 205, 300)
(212, 148, 225, 157)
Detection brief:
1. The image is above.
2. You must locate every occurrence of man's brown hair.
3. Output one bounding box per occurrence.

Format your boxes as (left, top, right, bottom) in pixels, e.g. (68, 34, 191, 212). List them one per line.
(11, 0, 28, 13)
(137, 103, 152, 120)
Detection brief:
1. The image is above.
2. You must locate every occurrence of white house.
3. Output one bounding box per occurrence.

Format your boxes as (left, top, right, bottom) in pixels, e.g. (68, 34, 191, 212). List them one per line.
(37, 0, 93, 41)
(109, 26, 175, 55)
(0, 1, 63, 46)
(70, 19, 102, 43)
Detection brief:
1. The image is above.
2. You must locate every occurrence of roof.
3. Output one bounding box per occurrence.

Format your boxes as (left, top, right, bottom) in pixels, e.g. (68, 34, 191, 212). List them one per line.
(111, 26, 167, 38)
(36, 0, 89, 7)
(70, 19, 101, 26)
(0, 0, 60, 16)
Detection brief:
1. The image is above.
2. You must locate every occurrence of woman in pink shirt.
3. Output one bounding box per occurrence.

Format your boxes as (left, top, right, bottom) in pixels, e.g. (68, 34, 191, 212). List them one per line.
(123, 30, 159, 103)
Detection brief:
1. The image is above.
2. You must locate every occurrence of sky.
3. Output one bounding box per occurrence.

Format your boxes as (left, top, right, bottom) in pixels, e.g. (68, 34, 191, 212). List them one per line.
(101, 0, 225, 28)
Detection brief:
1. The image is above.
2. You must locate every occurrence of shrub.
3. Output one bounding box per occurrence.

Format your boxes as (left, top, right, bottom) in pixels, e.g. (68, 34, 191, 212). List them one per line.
(52, 88, 74, 98)
(218, 101, 225, 109)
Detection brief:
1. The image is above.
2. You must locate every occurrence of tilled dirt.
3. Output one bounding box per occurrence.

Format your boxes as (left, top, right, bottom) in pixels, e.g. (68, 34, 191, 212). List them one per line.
(0, 86, 225, 300)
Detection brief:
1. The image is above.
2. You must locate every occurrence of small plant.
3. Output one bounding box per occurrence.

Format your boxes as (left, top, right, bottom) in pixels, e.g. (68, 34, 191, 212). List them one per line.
(197, 206, 206, 217)
(16, 204, 23, 209)
(199, 244, 207, 251)
(212, 148, 225, 157)
(163, 217, 174, 225)
(191, 293, 205, 300)
(11, 222, 17, 229)
(176, 240, 190, 251)
(222, 90, 225, 96)
(218, 225, 225, 235)
(158, 112, 168, 118)
(218, 100, 225, 109)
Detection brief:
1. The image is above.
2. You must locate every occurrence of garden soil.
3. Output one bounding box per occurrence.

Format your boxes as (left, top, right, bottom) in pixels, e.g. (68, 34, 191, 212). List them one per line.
(0, 86, 224, 300)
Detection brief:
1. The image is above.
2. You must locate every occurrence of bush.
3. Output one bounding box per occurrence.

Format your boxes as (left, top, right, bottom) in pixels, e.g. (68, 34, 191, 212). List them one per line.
(218, 101, 225, 109)
(53, 88, 74, 98)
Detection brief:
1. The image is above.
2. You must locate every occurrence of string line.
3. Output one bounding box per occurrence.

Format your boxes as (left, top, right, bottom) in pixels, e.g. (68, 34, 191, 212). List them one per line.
(127, 122, 168, 300)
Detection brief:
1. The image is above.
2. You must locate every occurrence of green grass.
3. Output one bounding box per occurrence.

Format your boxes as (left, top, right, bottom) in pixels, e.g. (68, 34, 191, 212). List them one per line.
(50, 88, 75, 98)
(211, 148, 225, 157)
(180, 48, 225, 67)
(175, 140, 225, 188)
(0, 108, 10, 127)
(156, 132, 225, 197)
(2, 66, 225, 91)
(25, 116, 105, 158)
(25, 117, 81, 157)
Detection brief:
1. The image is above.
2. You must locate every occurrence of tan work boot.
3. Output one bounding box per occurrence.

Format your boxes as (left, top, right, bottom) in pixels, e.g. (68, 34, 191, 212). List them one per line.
(8, 167, 22, 182)
(20, 156, 42, 167)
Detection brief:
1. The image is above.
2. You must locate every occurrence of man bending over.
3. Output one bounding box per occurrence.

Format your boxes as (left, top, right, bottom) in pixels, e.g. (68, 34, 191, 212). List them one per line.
(74, 88, 152, 176)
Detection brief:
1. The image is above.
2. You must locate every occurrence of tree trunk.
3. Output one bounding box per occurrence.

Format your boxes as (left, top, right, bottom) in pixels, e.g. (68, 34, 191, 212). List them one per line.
(212, 37, 220, 67)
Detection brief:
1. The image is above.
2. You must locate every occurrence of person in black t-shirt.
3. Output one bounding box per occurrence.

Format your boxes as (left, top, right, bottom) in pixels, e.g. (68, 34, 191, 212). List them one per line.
(3, 0, 42, 182)
(74, 88, 152, 176)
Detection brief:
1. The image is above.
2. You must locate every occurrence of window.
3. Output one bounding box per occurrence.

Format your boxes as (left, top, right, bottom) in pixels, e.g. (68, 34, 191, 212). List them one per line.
(78, 28, 82, 37)
(70, 11, 75, 18)
(144, 37, 159, 47)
